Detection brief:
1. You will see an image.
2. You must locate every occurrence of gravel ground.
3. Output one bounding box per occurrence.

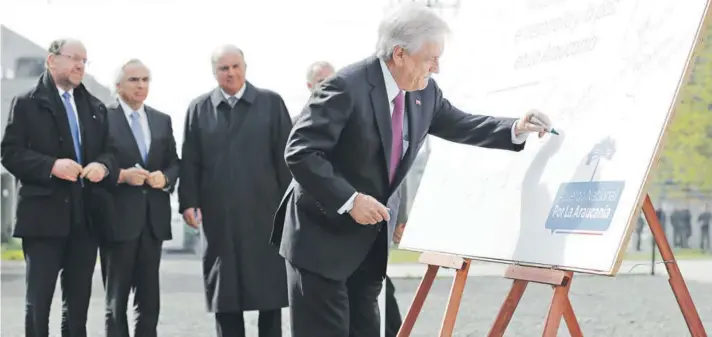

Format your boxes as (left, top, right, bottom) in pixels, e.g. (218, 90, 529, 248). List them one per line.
(2, 258, 711, 337)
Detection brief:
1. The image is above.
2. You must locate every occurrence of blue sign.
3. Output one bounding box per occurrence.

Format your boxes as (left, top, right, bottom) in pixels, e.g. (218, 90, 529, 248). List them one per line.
(544, 181, 626, 234)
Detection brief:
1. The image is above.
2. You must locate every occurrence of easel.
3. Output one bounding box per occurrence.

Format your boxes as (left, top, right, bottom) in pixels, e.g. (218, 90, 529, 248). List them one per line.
(396, 194, 708, 337)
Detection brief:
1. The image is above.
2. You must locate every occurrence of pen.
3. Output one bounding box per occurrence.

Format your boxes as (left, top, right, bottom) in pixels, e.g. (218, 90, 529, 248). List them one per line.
(530, 115, 559, 135)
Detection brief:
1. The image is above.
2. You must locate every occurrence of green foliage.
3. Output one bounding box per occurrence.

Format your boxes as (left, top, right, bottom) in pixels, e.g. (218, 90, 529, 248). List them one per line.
(653, 22, 712, 198)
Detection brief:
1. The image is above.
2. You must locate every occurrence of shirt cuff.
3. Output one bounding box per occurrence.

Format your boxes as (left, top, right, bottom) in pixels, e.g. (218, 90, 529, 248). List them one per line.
(337, 192, 359, 214)
(100, 163, 110, 177)
(511, 121, 528, 145)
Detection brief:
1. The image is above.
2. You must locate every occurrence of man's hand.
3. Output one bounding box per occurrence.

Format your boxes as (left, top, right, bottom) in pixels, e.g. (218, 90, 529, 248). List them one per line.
(119, 167, 149, 186)
(51, 159, 83, 182)
(393, 223, 406, 245)
(81, 162, 107, 183)
(147, 171, 167, 189)
(183, 208, 202, 229)
(348, 193, 390, 225)
(515, 110, 553, 138)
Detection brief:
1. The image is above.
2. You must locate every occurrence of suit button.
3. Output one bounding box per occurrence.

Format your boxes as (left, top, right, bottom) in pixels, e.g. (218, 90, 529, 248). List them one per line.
(142, 190, 147, 195)
(59, 137, 63, 142)
(64, 198, 68, 203)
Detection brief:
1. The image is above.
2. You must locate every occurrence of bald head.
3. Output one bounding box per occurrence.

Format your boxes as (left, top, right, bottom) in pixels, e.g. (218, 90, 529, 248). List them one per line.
(306, 61, 335, 92)
(46, 38, 88, 90)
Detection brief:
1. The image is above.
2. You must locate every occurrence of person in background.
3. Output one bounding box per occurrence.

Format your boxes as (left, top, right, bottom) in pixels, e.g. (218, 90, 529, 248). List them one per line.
(295, 60, 336, 124)
(100, 59, 179, 337)
(388, 137, 431, 337)
(1, 38, 116, 337)
(271, 4, 553, 336)
(699, 203, 710, 251)
(179, 44, 292, 337)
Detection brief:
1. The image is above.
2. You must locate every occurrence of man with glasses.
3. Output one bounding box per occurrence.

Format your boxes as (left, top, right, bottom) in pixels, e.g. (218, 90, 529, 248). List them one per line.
(1, 38, 116, 337)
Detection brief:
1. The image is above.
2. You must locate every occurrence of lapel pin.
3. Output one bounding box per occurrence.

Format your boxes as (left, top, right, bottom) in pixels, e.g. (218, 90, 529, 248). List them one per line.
(415, 99, 421, 106)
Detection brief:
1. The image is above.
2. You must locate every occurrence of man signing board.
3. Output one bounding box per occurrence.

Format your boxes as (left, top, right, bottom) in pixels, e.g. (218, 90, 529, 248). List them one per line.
(271, 3, 553, 336)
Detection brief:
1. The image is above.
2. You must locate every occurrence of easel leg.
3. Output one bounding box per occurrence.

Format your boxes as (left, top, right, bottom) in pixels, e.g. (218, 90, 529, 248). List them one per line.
(396, 264, 440, 337)
(439, 260, 472, 336)
(643, 194, 708, 337)
(542, 271, 576, 337)
(562, 292, 583, 336)
(487, 279, 529, 337)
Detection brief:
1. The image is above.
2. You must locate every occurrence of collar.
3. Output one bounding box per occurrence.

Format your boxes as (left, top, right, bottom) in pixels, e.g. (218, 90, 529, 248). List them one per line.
(378, 58, 402, 103)
(221, 83, 246, 101)
(210, 82, 247, 107)
(117, 97, 145, 117)
(56, 86, 74, 98)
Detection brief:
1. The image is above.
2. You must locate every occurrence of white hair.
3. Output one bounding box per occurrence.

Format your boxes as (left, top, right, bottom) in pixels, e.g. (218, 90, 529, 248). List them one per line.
(211, 44, 245, 75)
(306, 61, 334, 83)
(375, 3, 450, 60)
(114, 58, 150, 86)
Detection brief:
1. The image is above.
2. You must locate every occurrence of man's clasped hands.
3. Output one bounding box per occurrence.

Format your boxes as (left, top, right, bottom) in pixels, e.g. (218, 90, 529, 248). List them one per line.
(50, 158, 166, 189)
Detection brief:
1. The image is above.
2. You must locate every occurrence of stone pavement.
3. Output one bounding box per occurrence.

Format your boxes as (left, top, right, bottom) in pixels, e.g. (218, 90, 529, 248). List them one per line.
(2, 256, 711, 336)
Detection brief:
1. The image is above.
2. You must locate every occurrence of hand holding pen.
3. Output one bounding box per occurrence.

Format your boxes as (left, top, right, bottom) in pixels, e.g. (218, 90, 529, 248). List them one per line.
(516, 110, 559, 138)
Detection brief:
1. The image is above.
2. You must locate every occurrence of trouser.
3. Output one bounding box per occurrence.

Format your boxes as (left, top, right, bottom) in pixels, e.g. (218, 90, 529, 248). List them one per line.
(100, 226, 163, 337)
(22, 231, 98, 337)
(214, 310, 282, 337)
(385, 275, 402, 337)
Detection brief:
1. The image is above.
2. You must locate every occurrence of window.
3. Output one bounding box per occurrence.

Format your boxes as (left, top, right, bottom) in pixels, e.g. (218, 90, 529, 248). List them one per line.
(14, 57, 45, 78)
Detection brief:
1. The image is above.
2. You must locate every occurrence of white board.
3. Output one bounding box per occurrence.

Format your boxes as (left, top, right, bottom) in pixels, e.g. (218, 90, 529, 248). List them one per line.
(398, 0, 711, 275)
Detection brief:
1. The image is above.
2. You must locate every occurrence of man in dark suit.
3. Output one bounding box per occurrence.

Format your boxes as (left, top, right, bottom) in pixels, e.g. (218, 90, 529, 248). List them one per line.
(1, 38, 117, 337)
(271, 4, 553, 336)
(179, 45, 292, 337)
(100, 59, 179, 337)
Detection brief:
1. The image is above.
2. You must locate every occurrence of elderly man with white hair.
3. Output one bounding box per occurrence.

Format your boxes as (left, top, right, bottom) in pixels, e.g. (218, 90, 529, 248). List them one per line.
(179, 44, 293, 337)
(271, 3, 554, 336)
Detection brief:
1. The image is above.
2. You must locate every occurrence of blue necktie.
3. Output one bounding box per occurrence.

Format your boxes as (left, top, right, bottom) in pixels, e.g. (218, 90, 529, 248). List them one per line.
(61, 92, 82, 165)
(130, 111, 148, 164)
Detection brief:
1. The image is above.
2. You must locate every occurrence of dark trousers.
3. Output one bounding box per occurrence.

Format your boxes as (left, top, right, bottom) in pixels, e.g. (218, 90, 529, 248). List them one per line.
(701, 227, 709, 251)
(214, 310, 281, 337)
(286, 229, 387, 337)
(100, 227, 162, 337)
(22, 231, 98, 337)
(385, 275, 402, 337)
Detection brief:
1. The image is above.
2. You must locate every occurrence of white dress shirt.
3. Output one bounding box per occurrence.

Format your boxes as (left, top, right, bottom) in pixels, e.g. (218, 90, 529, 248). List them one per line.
(119, 98, 151, 152)
(336, 59, 528, 215)
(215, 84, 247, 116)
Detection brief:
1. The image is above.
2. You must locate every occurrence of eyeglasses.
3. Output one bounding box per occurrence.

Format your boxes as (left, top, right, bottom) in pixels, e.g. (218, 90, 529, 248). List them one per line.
(57, 53, 90, 66)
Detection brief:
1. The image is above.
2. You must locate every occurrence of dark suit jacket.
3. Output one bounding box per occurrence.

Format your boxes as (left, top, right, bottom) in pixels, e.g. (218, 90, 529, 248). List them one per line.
(271, 56, 526, 280)
(1, 71, 117, 238)
(103, 101, 179, 242)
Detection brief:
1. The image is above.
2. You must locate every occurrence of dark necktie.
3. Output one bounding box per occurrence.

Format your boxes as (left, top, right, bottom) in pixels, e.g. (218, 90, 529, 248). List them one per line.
(389, 91, 405, 184)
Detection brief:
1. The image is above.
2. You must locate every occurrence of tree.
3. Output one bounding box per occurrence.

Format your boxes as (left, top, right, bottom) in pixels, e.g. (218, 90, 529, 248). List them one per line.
(651, 22, 712, 200)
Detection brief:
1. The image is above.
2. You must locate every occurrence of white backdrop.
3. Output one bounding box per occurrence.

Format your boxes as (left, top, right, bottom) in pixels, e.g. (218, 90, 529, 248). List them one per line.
(398, 0, 711, 275)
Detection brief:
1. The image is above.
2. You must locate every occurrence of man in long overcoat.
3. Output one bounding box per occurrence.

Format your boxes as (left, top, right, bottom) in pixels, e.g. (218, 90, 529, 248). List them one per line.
(178, 44, 292, 337)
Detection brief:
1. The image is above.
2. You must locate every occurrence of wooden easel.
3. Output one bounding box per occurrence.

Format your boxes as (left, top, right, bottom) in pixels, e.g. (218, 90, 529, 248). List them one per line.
(396, 194, 707, 337)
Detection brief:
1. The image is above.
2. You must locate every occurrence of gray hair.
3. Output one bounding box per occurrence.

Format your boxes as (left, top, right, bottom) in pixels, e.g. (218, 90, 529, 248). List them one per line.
(211, 44, 245, 75)
(114, 59, 150, 85)
(375, 3, 450, 61)
(306, 61, 334, 83)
